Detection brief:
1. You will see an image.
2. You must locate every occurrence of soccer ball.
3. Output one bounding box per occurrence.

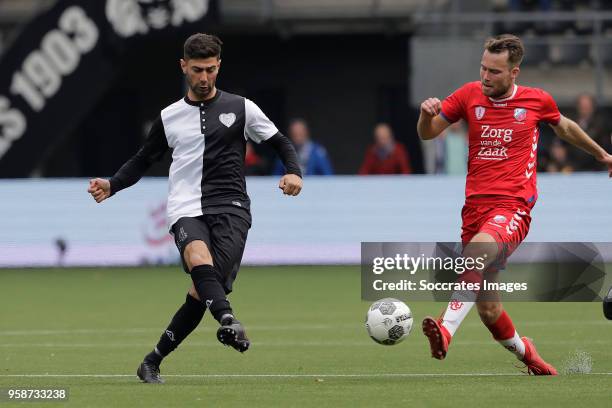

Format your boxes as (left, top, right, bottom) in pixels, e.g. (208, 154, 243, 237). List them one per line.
(365, 298, 413, 345)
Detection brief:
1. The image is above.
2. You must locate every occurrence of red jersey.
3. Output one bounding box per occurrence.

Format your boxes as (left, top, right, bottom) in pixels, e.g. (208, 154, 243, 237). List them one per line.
(441, 81, 561, 204)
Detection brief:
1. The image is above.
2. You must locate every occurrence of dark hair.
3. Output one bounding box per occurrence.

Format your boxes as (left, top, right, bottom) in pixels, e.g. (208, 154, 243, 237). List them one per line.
(289, 118, 308, 128)
(183, 33, 223, 60)
(484, 34, 524, 67)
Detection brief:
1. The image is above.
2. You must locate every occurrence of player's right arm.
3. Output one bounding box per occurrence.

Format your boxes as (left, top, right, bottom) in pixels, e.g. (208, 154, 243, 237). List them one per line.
(417, 97, 451, 140)
(550, 115, 612, 177)
(87, 117, 169, 203)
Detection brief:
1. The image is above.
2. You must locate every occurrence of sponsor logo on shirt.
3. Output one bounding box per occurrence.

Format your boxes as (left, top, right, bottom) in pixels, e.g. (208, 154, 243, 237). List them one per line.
(478, 145, 508, 159)
(478, 125, 513, 160)
(480, 125, 513, 142)
(475, 106, 486, 120)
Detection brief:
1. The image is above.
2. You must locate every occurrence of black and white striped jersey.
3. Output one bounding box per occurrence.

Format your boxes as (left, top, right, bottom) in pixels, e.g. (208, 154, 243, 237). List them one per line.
(109, 89, 300, 228)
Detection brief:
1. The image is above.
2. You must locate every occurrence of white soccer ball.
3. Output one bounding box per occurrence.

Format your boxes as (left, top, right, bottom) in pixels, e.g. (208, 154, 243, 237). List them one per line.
(365, 298, 413, 345)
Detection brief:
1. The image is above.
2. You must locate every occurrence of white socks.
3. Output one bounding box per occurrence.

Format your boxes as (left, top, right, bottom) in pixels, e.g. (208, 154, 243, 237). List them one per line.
(440, 290, 477, 336)
(497, 331, 526, 359)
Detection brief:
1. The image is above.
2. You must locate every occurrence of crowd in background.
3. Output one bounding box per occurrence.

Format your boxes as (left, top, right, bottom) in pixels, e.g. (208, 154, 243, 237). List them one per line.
(246, 93, 612, 176)
(540, 94, 612, 173)
(246, 118, 414, 176)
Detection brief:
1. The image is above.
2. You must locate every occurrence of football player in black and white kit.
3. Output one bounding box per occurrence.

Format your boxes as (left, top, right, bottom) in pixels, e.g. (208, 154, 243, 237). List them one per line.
(87, 34, 303, 383)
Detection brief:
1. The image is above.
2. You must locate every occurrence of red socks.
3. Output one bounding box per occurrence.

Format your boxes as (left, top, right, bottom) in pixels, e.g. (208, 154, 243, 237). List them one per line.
(485, 310, 515, 340)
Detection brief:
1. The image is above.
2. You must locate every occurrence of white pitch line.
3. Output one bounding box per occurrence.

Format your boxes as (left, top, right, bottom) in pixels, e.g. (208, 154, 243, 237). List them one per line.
(1, 339, 610, 348)
(0, 373, 610, 379)
(0, 324, 358, 336)
(0, 320, 609, 337)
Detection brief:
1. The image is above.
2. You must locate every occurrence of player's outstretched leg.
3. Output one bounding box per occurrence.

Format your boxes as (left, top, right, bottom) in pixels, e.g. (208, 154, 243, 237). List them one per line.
(423, 268, 482, 359)
(479, 304, 557, 376)
(190, 264, 250, 352)
(423, 236, 497, 359)
(137, 293, 207, 383)
(422, 316, 451, 360)
(137, 360, 164, 384)
(217, 315, 250, 352)
(521, 337, 558, 375)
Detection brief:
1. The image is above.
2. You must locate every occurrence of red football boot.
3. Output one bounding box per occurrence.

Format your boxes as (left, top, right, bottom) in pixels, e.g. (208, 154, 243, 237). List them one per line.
(520, 337, 558, 375)
(422, 317, 451, 360)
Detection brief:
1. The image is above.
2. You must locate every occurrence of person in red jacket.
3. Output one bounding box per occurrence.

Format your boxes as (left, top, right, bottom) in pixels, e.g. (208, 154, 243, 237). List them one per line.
(359, 123, 412, 174)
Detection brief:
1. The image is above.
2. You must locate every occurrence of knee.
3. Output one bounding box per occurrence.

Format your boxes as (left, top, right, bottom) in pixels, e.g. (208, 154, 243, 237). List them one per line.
(464, 236, 499, 271)
(184, 242, 213, 269)
(187, 252, 212, 269)
(477, 302, 502, 324)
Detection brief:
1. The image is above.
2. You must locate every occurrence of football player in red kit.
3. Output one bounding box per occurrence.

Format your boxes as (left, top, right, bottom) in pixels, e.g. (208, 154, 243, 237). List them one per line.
(417, 34, 612, 375)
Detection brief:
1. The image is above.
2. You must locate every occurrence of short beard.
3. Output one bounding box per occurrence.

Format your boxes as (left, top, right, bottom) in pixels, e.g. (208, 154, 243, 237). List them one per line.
(187, 77, 213, 99)
(191, 84, 211, 99)
(483, 83, 511, 99)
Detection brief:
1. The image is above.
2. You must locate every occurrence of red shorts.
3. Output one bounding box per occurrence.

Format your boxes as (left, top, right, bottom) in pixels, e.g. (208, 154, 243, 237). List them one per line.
(461, 196, 533, 261)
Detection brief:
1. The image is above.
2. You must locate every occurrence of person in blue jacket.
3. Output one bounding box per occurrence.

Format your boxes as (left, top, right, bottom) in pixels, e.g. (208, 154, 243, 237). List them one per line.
(272, 118, 333, 176)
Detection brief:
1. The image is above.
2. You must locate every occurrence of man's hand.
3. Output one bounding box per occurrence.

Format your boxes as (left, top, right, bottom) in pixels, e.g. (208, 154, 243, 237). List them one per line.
(417, 97, 449, 140)
(597, 153, 612, 177)
(88, 178, 111, 203)
(278, 174, 302, 196)
(420, 97, 442, 117)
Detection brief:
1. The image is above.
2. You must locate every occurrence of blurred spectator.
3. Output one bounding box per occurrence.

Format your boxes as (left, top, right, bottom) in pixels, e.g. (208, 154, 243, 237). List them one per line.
(508, 0, 552, 12)
(359, 123, 412, 175)
(434, 121, 468, 175)
(545, 139, 574, 173)
(566, 93, 611, 171)
(245, 141, 268, 176)
(272, 118, 333, 176)
(54, 237, 68, 266)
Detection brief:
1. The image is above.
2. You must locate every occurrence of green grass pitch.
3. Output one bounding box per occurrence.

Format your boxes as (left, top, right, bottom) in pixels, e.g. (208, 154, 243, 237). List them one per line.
(0, 266, 611, 407)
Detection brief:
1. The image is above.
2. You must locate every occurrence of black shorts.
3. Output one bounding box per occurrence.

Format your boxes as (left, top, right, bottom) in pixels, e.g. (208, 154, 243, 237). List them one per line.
(171, 213, 251, 293)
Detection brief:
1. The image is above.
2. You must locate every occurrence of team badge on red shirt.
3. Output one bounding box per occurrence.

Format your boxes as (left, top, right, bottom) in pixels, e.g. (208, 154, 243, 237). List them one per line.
(475, 106, 485, 120)
(514, 108, 527, 122)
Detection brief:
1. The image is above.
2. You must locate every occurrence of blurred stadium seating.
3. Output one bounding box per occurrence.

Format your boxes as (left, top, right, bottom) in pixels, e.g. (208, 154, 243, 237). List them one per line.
(0, 0, 610, 176)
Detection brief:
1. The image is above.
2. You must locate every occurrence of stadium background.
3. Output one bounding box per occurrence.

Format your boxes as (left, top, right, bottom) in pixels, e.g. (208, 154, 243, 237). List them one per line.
(1, 0, 611, 267)
(0, 2, 611, 407)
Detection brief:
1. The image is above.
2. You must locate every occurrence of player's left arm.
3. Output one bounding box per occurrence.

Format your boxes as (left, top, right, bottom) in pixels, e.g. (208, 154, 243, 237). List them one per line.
(244, 98, 302, 196)
(264, 133, 303, 196)
(549, 115, 612, 177)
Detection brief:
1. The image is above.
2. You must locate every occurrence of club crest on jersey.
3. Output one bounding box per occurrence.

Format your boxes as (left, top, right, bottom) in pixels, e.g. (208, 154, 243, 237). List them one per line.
(514, 108, 527, 122)
(493, 215, 507, 224)
(475, 106, 486, 120)
(219, 113, 236, 128)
